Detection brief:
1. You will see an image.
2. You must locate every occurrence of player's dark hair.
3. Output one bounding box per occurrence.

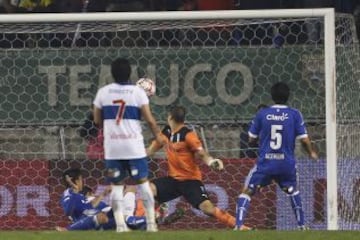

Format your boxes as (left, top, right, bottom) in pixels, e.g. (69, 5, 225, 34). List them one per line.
(81, 186, 93, 196)
(63, 168, 82, 188)
(169, 106, 186, 123)
(271, 82, 290, 104)
(111, 58, 131, 83)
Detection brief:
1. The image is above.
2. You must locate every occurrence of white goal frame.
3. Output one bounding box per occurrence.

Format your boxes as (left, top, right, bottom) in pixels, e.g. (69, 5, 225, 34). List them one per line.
(0, 8, 337, 230)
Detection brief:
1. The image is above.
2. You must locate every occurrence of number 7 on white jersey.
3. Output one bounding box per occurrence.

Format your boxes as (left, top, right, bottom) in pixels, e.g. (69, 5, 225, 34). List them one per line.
(113, 99, 126, 125)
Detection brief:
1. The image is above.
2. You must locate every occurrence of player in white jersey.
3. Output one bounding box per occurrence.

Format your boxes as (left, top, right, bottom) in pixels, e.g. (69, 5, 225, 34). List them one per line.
(93, 58, 164, 232)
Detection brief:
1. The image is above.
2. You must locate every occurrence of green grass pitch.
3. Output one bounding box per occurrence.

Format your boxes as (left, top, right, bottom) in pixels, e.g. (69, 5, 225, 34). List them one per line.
(0, 230, 358, 240)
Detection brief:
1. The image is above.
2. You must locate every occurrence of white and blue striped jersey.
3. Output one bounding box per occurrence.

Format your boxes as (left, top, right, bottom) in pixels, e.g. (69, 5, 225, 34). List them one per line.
(93, 83, 149, 160)
(248, 104, 308, 166)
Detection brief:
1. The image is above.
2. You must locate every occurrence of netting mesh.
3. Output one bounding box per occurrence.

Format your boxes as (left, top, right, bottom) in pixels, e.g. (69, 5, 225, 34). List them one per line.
(335, 15, 360, 229)
(0, 12, 359, 230)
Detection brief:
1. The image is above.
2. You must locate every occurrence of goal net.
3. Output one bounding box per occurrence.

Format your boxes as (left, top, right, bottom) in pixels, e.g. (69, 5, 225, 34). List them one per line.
(0, 9, 359, 230)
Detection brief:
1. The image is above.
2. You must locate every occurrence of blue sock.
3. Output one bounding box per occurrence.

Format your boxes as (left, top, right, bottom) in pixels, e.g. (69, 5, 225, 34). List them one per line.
(289, 191, 305, 226)
(235, 193, 251, 227)
(126, 216, 147, 230)
(101, 216, 116, 230)
(67, 216, 97, 230)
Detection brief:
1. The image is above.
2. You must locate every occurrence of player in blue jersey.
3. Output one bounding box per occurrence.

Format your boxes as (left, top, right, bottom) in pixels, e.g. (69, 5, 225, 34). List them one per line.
(93, 58, 164, 232)
(58, 168, 115, 231)
(235, 82, 318, 230)
(57, 168, 147, 231)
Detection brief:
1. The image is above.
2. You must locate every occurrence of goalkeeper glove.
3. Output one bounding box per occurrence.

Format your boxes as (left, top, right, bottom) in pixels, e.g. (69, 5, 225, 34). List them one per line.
(208, 158, 224, 170)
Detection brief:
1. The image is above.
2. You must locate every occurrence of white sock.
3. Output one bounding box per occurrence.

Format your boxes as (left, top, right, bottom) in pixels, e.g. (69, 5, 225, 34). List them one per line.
(110, 185, 126, 228)
(123, 191, 136, 217)
(137, 181, 156, 225)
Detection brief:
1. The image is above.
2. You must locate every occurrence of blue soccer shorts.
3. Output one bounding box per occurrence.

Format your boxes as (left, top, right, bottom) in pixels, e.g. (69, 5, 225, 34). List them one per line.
(105, 157, 149, 184)
(245, 164, 298, 193)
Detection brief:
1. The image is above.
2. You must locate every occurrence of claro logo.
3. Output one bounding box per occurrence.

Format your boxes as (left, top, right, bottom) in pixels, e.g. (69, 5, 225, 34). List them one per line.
(266, 113, 289, 121)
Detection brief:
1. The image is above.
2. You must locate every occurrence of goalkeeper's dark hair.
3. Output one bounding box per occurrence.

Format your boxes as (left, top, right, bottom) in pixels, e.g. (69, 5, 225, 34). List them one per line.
(63, 168, 82, 188)
(169, 105, 186, 123)
(271, 82, 290, 104)
(111, 58, 131, 83)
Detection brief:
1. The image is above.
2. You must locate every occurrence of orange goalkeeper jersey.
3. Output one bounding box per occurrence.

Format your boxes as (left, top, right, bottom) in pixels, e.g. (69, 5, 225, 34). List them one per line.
(153, 125, 204, 181)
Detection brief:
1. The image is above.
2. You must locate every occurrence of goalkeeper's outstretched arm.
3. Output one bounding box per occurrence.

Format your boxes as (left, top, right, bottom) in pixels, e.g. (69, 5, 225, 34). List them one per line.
(146, 140, 163, 157)
(141, 104, 165, 146)
(196, 149, 224, 171)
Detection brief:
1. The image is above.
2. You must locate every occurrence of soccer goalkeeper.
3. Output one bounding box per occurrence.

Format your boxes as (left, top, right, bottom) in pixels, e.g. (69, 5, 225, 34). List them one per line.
(147, 105, 236, 228)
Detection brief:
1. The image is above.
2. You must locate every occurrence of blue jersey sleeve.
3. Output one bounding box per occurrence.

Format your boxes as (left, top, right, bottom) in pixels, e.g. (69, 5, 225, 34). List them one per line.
(248, 112, 262, 138)
(60, 189, 78, 216)
(294, 110, 308, 138)
(96, 201, 109, 210)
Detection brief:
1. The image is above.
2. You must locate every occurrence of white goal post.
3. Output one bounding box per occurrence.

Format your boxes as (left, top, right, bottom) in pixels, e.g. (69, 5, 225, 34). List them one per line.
(0, 9, 345, 230)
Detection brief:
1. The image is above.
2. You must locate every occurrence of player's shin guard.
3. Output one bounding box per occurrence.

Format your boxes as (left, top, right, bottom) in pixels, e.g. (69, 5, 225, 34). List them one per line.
(235, 193, 251, 228)
(213, 207, 236, 227)
(137, 181, 157, 231)
(289, 191, 305, 227)
(110, 185, 128, 232)
(67, 216, 97, 230)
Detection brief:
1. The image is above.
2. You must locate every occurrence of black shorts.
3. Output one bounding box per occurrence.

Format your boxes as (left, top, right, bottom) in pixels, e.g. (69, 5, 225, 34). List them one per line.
(152, 176, 209, 209)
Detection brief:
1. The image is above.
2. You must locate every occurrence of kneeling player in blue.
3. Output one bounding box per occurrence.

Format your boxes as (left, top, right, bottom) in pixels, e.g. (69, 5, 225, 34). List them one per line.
(57, 168, 147, 231)
(235, 82, 318, 230)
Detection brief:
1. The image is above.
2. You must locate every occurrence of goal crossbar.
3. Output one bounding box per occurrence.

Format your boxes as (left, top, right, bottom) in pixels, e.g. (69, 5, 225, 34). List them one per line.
(0, 8, 335, 22)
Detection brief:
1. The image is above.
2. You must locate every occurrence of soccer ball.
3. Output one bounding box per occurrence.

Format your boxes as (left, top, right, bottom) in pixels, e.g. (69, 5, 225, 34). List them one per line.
(136, 78, 156, 97)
